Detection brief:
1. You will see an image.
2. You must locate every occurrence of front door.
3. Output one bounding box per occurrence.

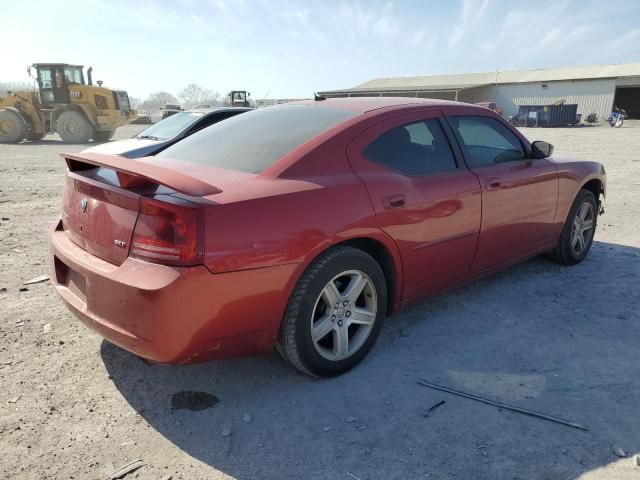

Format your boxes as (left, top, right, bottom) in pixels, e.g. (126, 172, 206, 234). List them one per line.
(38, 66, 69, 107)
(446, 114, 558, 272)
(347, 109, 482, 300)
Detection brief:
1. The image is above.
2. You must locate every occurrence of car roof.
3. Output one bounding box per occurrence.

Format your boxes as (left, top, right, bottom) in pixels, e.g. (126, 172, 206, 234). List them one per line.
(288, 96, 468, 113)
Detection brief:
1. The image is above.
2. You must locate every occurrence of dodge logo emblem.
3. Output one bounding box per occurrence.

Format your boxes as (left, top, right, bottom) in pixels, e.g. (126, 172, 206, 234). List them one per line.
(80, 198, 88, 213)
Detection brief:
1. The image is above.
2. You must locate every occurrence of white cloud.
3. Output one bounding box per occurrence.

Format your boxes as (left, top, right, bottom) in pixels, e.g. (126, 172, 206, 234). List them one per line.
(2, 0, 638, 99)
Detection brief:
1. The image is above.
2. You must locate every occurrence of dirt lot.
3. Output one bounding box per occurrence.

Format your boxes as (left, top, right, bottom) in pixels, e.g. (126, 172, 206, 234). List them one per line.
(1, 122, 639, 480)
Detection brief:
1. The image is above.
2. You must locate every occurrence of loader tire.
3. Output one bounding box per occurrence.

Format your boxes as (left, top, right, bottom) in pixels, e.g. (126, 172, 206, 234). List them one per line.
(92, 130, 115, 142)
(0, 110, 26, 143)
(56, 111, 92, 144)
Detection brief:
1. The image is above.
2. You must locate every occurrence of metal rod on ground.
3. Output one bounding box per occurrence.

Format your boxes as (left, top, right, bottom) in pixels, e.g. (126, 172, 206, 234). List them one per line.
(416, 379, 589, 432)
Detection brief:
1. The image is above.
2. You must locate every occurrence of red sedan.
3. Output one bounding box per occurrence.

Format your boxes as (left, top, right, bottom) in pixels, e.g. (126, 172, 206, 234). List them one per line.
(49, 98, 606, 377)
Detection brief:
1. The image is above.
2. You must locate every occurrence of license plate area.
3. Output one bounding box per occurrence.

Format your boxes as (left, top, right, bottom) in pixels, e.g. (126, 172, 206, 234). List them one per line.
(54, 256, 87, 303)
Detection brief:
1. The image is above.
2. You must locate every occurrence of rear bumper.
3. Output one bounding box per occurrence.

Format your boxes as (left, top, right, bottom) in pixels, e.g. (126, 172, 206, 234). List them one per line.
(48, 220, 297, 363)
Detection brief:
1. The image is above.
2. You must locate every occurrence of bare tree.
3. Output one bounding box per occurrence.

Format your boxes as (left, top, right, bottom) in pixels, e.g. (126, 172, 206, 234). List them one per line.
(140, 91, 179, 111)
(203, 91, 222, 106)
(128, 96, 142, 109)
(178, 84, 217, 109)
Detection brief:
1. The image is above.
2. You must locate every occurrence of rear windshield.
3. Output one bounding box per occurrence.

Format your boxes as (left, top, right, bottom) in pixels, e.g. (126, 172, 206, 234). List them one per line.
(156, 105, 358, 173)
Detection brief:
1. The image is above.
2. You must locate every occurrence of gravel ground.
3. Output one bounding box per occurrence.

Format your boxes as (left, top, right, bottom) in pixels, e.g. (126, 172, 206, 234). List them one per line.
(1, 122, 639, 480)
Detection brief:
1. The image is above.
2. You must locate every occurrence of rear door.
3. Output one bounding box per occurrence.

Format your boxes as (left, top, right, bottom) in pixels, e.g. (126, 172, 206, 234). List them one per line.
(347, 109, 481, 299)
(446, 113, 558, 271)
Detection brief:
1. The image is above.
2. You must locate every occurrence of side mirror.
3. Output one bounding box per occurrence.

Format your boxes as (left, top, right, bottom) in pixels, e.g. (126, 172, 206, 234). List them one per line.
(531, 140, 554, 159)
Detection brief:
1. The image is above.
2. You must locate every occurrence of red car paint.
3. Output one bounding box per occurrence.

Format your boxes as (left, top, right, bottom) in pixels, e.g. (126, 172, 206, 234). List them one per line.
(49, 98, 606, 364)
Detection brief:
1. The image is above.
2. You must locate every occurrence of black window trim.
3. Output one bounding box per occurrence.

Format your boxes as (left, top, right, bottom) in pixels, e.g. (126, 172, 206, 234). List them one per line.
(443, 112, 532, 168)
(361, 115, 464, 179)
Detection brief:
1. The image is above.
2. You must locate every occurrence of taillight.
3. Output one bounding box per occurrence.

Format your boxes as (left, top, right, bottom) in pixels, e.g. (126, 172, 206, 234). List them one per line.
(130, 195, 203, 266)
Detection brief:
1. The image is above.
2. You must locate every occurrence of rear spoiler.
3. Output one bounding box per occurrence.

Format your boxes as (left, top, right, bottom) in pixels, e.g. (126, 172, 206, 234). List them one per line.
(61, 152, 222, 197)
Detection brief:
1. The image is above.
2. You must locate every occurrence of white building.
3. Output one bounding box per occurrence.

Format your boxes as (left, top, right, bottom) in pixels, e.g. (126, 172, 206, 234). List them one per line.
(320, 63, 640, 120)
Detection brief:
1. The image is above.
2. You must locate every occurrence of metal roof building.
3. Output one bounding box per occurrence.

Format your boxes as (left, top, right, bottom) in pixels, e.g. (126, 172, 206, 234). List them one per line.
(320, 63, 640, 120)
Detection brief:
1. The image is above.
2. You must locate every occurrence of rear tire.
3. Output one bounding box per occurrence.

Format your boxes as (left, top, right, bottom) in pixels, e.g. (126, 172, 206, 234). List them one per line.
(278, 246, 387, 377)
(56, 110, 92, 143)
(547, 189, 598, 265)
(0, 110, 26, 143)
(92, 129, 115, 142)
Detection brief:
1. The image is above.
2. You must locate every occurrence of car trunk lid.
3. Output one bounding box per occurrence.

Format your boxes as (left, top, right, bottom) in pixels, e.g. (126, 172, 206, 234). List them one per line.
(60, 152, 221, 266)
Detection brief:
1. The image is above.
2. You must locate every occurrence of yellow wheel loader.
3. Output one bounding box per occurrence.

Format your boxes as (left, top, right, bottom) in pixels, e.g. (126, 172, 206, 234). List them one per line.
(0, 63, 137, 144)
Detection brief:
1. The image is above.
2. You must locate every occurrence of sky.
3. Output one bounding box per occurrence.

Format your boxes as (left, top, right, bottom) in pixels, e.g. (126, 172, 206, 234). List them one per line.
(3, 0, 640, 101)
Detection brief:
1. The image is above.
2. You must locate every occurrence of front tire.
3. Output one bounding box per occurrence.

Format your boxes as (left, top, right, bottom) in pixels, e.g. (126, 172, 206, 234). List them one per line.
(0, 110, 26, 143)
(547, 189, 598, 265)
(56, 111, 92, 143)
(278, 246, 387, 377)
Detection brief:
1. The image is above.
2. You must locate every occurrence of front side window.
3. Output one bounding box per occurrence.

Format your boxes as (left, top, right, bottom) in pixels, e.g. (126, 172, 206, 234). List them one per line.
(449, 115, 524, 166)
(38, 68, 52, 88)
(363, 118, 457, 176)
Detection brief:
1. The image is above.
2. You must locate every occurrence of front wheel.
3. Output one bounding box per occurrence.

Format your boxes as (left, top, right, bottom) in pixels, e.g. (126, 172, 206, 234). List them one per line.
(547, 189, 598, 265)
(0, 110, 26, 143)
(615, 117, 624, 128)
(278, 246, 387, 377)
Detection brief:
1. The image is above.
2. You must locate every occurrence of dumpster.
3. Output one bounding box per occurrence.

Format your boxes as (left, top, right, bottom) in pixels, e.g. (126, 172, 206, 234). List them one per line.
(515, 104, 579, 127)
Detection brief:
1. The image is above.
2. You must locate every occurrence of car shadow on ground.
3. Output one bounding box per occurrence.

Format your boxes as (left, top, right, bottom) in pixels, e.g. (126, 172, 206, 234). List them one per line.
(102, 240, 640, 479)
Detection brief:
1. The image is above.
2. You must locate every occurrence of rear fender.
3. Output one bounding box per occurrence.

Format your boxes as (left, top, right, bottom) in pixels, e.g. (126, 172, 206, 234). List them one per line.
(284, 228, 405, 314)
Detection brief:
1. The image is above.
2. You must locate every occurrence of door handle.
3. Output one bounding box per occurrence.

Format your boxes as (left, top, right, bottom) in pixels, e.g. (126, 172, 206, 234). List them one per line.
(383, 194, 406, 209)
(486, 179, 501, 190)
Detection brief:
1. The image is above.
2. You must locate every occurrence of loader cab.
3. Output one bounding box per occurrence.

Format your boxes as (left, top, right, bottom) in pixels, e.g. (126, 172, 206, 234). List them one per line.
(33, 63, 85, 108)
(228, 90, 250, 107)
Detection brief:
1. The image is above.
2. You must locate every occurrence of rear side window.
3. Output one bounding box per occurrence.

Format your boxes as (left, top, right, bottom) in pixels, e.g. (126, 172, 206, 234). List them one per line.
(449, 116, 524, 166)
(185, 111, 237, 135)
(363, 118, 457, 176)
(157, 105, 357, 174)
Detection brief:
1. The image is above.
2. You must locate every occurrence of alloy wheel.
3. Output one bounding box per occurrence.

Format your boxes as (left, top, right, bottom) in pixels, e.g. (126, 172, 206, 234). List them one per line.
(570, 201, 595, 256)
(311, 270, 377, 361)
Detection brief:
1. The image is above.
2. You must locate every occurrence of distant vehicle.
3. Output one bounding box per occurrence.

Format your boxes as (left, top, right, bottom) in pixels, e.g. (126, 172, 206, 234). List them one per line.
(607, 107, 625, 127)
(161, 103, 182, 119)
(132, 110, 152, 124)
(191, 104, 211, 110)
(51, 98, 606, 377)
(227, 90, 250, 107)
(475, 101, 504, 116)
(83, 107, 251, 158)
(0, 63, 136, 144)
